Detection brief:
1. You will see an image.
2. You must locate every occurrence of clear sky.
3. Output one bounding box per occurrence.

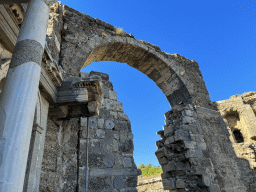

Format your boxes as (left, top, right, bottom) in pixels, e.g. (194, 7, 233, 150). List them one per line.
(60, 0, 256, 167)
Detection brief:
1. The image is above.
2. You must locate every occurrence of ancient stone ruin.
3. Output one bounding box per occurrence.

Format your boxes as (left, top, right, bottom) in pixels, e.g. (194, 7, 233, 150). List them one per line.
(0, 0, 255, 191)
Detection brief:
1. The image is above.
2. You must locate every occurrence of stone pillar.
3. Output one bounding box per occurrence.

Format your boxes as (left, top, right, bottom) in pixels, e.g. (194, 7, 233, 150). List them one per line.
(23, 94, 49, 192)
(0, 0, 49, 191)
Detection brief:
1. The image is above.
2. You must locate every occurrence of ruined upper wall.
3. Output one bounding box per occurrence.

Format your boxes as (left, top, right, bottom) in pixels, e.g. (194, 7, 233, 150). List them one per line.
(216, 91, 256, 170)
(59, 5, 211, 108)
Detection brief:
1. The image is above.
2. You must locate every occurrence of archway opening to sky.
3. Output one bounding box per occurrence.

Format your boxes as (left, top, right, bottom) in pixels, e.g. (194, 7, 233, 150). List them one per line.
(81, 61, 170, 167)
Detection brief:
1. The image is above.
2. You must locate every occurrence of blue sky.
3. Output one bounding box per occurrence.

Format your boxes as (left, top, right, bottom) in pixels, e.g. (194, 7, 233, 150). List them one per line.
(60, 0, 256, 167)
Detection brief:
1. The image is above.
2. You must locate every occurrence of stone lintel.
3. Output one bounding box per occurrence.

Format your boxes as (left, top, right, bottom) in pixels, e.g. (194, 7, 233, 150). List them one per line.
(89, 168, 141, 177)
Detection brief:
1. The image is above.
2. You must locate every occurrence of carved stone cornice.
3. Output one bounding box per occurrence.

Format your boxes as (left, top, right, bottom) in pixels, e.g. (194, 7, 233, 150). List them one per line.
(0, 4, 19, 52)
(5, 4, 25, 28)
(48, 74, 103, 119)
(42, 42, 63, 86)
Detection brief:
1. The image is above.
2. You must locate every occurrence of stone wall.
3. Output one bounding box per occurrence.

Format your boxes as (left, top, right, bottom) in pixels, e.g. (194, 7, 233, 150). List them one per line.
(39, 117, 80, 191)
(216, 92, 256, 170)
(40, 71, 141, 192)
(78, 71, 140, 192)
(155, 103, 256, 192)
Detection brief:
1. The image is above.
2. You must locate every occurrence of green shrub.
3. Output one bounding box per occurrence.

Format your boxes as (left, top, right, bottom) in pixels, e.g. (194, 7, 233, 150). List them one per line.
(140, 167, 163, 177)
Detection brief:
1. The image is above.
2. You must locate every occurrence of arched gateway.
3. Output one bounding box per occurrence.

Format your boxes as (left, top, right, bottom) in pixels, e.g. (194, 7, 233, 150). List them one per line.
(0, 1, 255, 192)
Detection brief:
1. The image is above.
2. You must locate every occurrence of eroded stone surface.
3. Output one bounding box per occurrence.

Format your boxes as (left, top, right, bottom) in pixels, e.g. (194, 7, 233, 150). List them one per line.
(216, 92, 256, 170)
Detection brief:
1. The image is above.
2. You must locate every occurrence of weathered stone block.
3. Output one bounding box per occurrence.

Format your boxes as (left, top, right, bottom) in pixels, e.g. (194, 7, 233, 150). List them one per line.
(161, 172, 171, 179)
(96, 129, 105, 138)
(103, 154, 115, 168)
(113, 176, 125, 190)
(164, 136, 175, 146)
(113, 132, 120, 140)
(208, 184, 221, 192)
(190, 134, 204, 142)
(80, 117, 87, 127)
(155, 147, 168, 158)
(197, 142, 207, 150)
(114, 120, 129, 131)
(125, 176, 137, 188)
(105, 119, 115, 129)
(119, 140, 134, 153)
(182, 116, 196, 124)
(176, 179, 186, 188)
(164, 125, 174, 136)
(158, 156, 168, 165)
(88, 177, 106, 190)
(162, 178, 176, 190)
(182, 109, 197, 117)
(98, 108, 109, 118)
(123, 157, 133, 168)
(81, 128, 95, 139)
(174, 130, 189, 141)
(105, 99, 123, 112)
(88, 117, 97, 129)
(202, 175, 211, 187)
(176, 162, 184, 170)
(98, 118, 104, 128)
(162, 161, 176, 172)
(117, 112, 129, 121)
(127, 132, 134, 140)
(185, 149, 204, 158)
(109, 111, 118, 119)
(109, 90, 117, 100)
(101, 138, 118, 153)
(88, 101, 98, 114)
(156, 140, 164, 149)
(183, 140, 196, 149)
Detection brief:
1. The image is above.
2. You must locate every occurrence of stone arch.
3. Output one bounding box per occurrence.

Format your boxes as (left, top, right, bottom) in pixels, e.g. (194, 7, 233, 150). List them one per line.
(61, 7, 211, 108)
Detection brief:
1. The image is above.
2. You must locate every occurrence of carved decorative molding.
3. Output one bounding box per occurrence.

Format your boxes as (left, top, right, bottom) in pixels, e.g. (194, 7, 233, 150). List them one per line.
(42, 42, 63, 87)
(7, 4, 24, 28)
(48, 75, 103, 119)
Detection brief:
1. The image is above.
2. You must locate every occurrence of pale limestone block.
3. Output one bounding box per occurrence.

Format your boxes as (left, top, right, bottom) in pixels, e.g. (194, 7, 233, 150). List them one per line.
(113, 132, 120, 140)
(98, 119, 104, 129)
(197, 142, 207, 150)
(127, 132, 134, 140)
(117, 112, 129, 121)
(96, 129, 105, 139)
(88, 101, 98, 113)
(182, 116, 196, 124)
(183, 140, 196, 149)
(109, 90, 117, 100)
(63, 132, 70, 143)
(80, 117, 87, 127)
(182, 109, 197, 118)
(110, 111, 118, 119)
(105, 99, 123, 112)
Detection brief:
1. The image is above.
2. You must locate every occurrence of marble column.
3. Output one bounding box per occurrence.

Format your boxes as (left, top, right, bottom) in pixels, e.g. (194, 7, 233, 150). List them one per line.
(0, 0, 49, 191)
